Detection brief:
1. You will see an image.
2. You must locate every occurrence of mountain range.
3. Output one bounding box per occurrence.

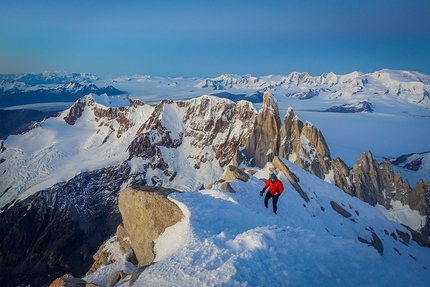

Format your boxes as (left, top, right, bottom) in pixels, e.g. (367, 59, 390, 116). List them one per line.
(0, 70, 429, 286)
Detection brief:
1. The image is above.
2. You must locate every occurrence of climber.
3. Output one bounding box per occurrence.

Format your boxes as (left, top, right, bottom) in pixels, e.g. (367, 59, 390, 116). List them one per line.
(260, 173, 284, 214)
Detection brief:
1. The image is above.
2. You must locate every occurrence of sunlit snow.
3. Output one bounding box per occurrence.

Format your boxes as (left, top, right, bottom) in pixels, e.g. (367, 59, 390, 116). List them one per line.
(84, 161, 430, 286)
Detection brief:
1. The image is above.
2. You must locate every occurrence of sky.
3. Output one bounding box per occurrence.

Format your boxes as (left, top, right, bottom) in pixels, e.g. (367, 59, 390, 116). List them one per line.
(1, 0, 430, 77)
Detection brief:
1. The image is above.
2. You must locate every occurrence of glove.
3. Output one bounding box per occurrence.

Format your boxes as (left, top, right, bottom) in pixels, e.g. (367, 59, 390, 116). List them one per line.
(260, 189, 265, 196)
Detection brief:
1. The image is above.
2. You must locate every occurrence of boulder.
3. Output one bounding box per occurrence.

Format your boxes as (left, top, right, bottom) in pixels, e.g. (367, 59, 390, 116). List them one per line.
(106, 270, 128, 287)
(272, 156, 309, 202)
(220, 182, 236, 193)
(224, 165, 249, 182)
(330, 201, 352, 218)
(118, 186, 184, 267)
(49, 274, 86, 287)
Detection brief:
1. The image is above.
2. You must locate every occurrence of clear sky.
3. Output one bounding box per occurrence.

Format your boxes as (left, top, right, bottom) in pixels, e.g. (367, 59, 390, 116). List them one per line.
(1, 0, 429, 77)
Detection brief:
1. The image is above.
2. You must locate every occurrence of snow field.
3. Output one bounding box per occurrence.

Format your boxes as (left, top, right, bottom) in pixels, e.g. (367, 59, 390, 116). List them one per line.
(85, 160, 430, 286)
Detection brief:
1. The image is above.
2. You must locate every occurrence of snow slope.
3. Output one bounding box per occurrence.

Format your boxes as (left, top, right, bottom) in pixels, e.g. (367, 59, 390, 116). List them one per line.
(84, 159, 430, 286)
(0, 94, 154, 208)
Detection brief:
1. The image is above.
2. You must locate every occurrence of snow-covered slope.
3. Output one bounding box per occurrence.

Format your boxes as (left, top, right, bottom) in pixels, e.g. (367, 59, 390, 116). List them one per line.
(84, 159, 430, 286)
(0, 94, 154, 208)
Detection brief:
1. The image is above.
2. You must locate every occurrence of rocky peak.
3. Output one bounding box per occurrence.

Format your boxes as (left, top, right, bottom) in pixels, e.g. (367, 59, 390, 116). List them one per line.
(278, 108, 331, 178)
(127, 96, 257, 187)
(62, 94, 150, 141)
(63, 97, 87, 125)
(238, 92, 282, 167)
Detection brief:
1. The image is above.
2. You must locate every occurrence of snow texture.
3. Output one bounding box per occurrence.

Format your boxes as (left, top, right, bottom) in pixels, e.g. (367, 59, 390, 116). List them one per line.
(86, 160, 430, 286)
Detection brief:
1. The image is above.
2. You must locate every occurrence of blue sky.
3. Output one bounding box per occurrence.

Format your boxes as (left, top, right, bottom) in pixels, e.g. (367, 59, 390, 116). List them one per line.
(1, 0, 429, 77)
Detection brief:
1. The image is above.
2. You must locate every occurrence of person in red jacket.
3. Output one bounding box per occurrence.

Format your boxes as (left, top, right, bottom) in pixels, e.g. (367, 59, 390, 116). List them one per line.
(260, 173, 284, 214)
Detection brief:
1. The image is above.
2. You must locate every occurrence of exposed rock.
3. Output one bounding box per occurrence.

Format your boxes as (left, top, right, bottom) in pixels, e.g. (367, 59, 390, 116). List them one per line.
(86, 237, 114, 275)
(358, 230, 384, 254)
(331, 157, 354, 194)
(330, 201, 352, 218)
(324, 101, 373, 113)
(106, 270, 128, 287)
(239, 92, 281, 167)
(410, 180, 430, 217)
(220, 182, 236, 193)
(402, 224, 430, 248)
(0, 162, 130, 286)
(351, 151, 382, 206)
(118, 186, 184, 267)
(86, 227, 137, 277)
(224, 165, 249, 182)
(127, 96, 256, 184)
(278, 108, 331, 179)
(272, 156, 309, 202)
(129, 265, 152, 286)
(396, 229, 411, 245)
(63, 97, 86, 125)
(116, 224, 138, 264)
(285, 88, 320, 100)
(49, 274, 87, 287)
(391, 151, 430, 171)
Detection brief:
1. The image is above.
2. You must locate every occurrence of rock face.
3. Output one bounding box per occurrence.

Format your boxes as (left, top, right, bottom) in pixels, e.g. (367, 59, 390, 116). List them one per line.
(118, 186, 183, 267)
(0, 162, 130, 287)
(237, 94, 331, 180)
(238, 93, 282, 167)
(350, 152, 411, 207)
(224, 165, 249, 182)
(232, 93, 430, 240)
(127, 96, 256, 186)
(279, 108, 331, 179)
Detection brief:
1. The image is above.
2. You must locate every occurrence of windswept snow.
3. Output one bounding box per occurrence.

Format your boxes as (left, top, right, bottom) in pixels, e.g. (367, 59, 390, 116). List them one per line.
(85, 159, 430, 286)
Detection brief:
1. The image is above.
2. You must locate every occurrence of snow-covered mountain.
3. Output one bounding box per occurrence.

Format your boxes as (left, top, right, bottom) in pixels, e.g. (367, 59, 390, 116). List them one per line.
(80, 160, 430, 286)
(193, 69, 430, 107)
(0, 71, 99, 85)
(0, 69, 429, 286)
(0, 71, 124, 109)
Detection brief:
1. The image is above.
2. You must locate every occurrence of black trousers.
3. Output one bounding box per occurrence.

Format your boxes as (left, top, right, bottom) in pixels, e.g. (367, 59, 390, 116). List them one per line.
(264, 192, 279, 214)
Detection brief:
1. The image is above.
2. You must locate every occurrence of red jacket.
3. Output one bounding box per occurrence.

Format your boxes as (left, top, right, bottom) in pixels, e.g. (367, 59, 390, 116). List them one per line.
(263, 178, 284, 196)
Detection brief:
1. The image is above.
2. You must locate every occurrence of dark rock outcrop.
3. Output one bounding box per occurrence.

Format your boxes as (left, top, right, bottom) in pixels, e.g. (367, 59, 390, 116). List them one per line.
(0, 162, 130, 287)
(324, 101, 373, 113)
(330, 201, 352, 218)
